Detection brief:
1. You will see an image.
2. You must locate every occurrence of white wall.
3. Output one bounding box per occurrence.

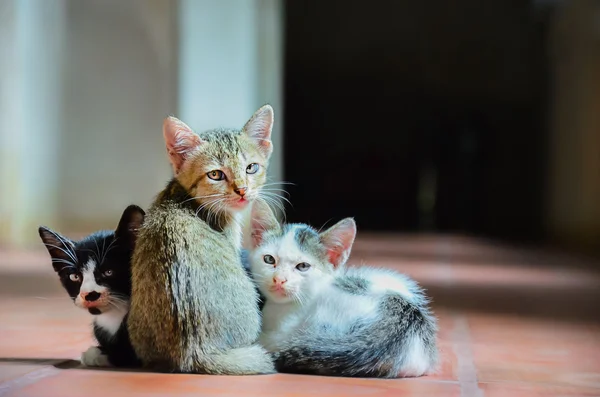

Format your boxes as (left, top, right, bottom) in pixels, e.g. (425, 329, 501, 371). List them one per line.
(178, 0, 284, 185)
(0, 0, 66, 246)
(0, 0, 284, 248)
(58, 0, 177, 230)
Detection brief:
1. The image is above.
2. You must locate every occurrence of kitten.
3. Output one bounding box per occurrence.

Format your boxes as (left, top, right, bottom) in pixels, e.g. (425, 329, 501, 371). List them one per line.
(128, 106, 276, 374)
(248, 202, 439, 378)
(38, 205, 145, 368)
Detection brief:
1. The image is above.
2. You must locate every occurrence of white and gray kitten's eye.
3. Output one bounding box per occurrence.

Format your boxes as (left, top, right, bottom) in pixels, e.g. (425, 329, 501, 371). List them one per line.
(69, 273, 81, 282)
(295, 262, 311, 272)
(246, 163, 259, 174)
(263, 254, 276, 265)
(103, 270, 113, 277)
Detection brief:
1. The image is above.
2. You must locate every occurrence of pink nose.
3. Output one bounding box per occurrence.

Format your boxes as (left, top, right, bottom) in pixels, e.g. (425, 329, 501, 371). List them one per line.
(273, 277, 287, 286)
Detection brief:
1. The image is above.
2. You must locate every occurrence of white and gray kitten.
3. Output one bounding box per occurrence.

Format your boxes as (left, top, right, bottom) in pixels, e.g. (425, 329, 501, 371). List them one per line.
(248, 202, 439, 378)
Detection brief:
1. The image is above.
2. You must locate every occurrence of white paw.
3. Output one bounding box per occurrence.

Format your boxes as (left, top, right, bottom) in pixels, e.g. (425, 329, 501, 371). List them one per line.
(81, 346, 112, 367)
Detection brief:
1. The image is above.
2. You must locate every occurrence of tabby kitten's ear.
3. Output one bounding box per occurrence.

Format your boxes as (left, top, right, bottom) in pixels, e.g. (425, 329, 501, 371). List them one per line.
(319, 218, 357, 268)
(38, 226, 76, 272)
(115, 204, 146, 251)
(250, 199, 280, 248)
(243, 105, 274, 158)
(163, 116, 204, 175)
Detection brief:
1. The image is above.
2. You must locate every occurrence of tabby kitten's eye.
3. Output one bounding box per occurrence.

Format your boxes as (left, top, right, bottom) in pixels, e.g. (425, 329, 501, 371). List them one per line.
(103, 270, 113, 277)
(207, 170, 225, 180)
(295, 262, 311, 272)
(246, 163, 259, 174)
(69, 273, 80, 282)
(263, 254, 276, 265)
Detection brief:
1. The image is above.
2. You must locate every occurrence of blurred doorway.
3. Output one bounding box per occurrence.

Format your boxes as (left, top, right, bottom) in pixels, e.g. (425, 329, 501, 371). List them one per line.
(283, 0, 551, 242)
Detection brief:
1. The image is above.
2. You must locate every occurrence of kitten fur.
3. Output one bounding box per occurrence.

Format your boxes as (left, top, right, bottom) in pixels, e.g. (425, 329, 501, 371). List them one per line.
(241, 248, 266, 310)
(248, 202, 439, 378)
(38, 205, 145, 368)
(128, 105, 276, 374)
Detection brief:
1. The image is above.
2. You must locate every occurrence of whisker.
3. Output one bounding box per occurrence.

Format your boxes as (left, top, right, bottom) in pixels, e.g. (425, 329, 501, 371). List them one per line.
(181, 193, 227, 205)
(317, 218, 335, 233)
(93, 238, 101, 264)
(52, 233, 78, 263)
(263, 180, 296, 187)
(108, 291, 127, 297)
(100, 236, 107, 265)
(103, 237, 118, 260)
(108, 298, 129, 306)
(43, 244, 78, 264)
(257, 192, 288, 222)
(260, 187, 290, 193)
(258, 195, 283, 214)
(51, 258, 77, 268)
(196, 197, 226, 222)
(32, 296, 70, 300)
(259, 190, 293, 208)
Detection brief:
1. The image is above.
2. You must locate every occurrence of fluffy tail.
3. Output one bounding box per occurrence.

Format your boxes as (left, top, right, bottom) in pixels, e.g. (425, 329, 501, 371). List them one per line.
(191, 344, 275, 375)
(273, 296, 438, 378)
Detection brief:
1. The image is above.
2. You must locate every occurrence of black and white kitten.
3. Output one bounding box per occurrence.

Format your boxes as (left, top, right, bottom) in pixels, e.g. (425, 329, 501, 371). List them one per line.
(38, 204, 145, 368)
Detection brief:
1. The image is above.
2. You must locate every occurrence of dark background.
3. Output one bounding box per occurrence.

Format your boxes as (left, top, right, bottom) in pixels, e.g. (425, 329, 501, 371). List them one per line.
(284, 1, 552, 243)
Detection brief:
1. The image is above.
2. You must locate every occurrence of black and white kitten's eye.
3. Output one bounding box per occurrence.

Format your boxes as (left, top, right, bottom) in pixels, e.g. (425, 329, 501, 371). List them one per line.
(69, 273, 80, 282)
(103, 270, 113, 277)
(246, 163, 259, 174)
(263, 254, 276, 265)
(295, 262, 311, 272)
(207, 170, 225, 181)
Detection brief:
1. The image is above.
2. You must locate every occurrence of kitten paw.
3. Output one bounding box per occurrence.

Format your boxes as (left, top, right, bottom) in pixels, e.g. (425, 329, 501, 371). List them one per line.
(81, 346, 112, 367)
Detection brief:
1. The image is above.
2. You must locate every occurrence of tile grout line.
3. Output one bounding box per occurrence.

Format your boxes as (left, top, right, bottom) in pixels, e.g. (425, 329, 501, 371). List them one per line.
(437, 239, 484, 397)
(452, 315, 485, 397)
(0, 366, 63, 397)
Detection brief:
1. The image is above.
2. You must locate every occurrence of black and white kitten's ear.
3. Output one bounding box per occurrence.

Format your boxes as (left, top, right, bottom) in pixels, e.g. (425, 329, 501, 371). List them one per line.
(115, 205, 146, 251)
(163, 116, 204, 175)
(38, 226, 76, 273)
(243, 105, 274, 158)
(250, 199, 280, 248)
(319, 218, 357, 268)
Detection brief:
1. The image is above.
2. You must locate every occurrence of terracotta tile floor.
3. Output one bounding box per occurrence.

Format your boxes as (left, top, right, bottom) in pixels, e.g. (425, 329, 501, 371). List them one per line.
(1, 234, 599, 396)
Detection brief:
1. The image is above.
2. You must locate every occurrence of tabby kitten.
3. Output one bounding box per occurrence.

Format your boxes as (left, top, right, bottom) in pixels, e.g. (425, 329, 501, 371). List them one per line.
(38, 205, 144, 368)
(128, 105, 276, 374)
(248, 202, 439, 378)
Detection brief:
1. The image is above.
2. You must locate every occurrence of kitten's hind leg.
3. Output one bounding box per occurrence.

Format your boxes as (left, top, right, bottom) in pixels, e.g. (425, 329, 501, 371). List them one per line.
(81, 346, 112, 367)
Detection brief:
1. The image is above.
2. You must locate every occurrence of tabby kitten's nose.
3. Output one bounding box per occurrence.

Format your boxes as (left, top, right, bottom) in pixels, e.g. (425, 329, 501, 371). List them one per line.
(234, 187, 247, 197)
(83, 291, 101, 302)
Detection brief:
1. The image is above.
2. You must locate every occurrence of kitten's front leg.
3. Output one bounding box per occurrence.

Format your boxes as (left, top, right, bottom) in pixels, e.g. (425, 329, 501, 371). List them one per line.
(80, 346, 112, 367)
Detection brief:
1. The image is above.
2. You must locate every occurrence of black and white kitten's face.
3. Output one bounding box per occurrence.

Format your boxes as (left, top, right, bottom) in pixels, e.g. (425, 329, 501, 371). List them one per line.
(38, 205, 145, 316)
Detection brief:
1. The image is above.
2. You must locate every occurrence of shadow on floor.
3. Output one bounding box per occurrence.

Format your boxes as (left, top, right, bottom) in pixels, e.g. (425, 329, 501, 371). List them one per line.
(0, 357, 148, 373)
(424, 282, 600, 324)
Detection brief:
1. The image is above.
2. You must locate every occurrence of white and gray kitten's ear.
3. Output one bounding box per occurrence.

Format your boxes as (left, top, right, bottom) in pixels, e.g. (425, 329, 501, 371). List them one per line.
(319, 218, 357, 268)
(115, 204, 146, 251)
(250, 199, 281, 248)
(243, 105, 274, 158)
(163, 116, 204, 175)
(38, 226, 76, 272)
